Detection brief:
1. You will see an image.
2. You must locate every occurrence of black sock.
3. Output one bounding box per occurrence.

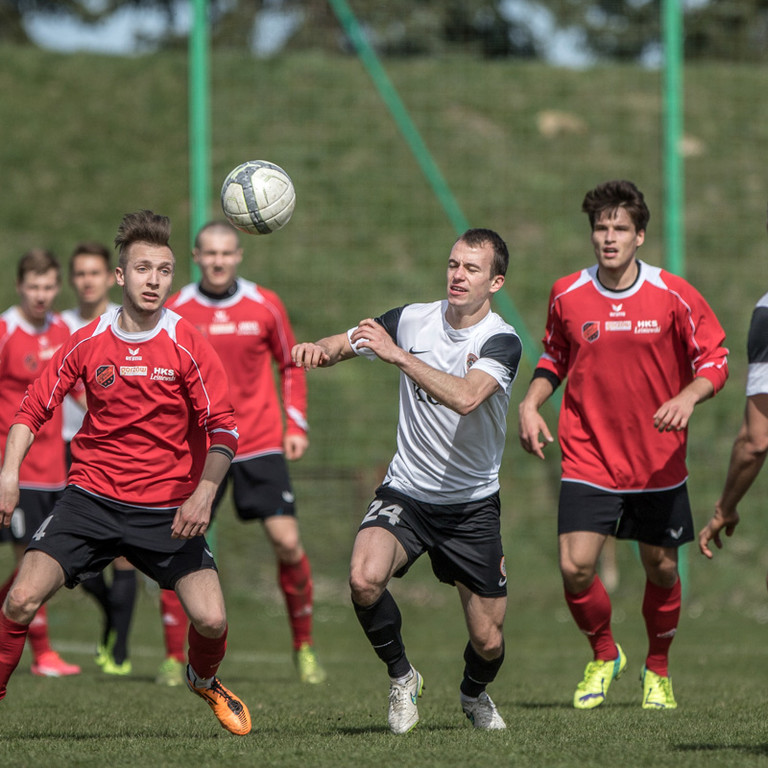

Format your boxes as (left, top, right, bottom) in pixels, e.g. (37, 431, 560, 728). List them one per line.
(80, 573, 111, 643)
(353, 590, 411, 679)
(460, 640, 505, 698)
(109, 569, 137, 665)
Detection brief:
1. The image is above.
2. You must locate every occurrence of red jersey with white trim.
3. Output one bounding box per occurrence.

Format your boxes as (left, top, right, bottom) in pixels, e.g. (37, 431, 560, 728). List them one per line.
(0, 307, 68, 491)
(536, 260, 728, 491)
(167, 279, 307, 461)
(13, 306, 238, 509)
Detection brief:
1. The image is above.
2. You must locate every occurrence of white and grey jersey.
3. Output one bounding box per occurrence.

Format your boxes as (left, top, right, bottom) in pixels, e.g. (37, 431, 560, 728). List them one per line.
(747, 291, 768, 396)
(349, 300, 522, 504)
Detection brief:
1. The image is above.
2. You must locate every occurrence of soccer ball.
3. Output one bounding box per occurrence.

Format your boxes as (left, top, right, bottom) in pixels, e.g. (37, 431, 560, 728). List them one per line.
(220, 160, 296, 235)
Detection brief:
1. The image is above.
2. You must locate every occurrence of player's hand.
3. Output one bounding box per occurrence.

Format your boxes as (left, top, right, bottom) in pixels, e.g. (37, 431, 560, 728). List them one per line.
(0, 471, 20, 528)
(171, 490, 213, 540)
(518, 406, 554, 460)
(653, 392, 697, 432)
(292, 342, 330, 370)
(350, 319, 402, 365)
(698, 504, 740, 559)
(284, 432, 308, 461)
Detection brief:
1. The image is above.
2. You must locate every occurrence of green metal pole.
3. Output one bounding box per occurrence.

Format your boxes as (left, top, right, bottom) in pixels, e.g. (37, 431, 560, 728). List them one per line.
(662, 0, 684, 277)
(189, 0, 210, 275)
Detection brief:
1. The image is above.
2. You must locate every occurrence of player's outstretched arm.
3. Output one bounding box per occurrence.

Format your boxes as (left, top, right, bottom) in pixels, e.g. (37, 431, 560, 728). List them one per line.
(699, 394, 768, 558)
(292, 333, 355, 370)
(518, 377, 556, 460)
(0, 424, 35, 527)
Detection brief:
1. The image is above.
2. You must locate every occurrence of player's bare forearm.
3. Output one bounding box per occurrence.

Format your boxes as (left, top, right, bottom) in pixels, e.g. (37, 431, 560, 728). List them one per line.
(518, 377, 556, 459)
(292, 333, 354, 370)
(653, 376, 714, 432)
(171, 450, 231, 539)
(0, 424, 34, 525)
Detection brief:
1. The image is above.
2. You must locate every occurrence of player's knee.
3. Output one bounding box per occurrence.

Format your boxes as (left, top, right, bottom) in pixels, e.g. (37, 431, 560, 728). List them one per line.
(190, 609, 227, 638)
(348, 565, 384, 607)
(274, 537, 303, 563)
(560, 559, 595, 592)
(4, 583, 44, 624)
(470, 629, 504, 659)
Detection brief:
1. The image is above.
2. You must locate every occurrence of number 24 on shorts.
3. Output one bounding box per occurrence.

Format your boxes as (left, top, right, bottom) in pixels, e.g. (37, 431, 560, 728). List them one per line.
(362, 500, 403, 526)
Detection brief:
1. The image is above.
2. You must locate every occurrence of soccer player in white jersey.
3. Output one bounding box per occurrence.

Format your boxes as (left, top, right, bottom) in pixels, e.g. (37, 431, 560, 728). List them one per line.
(292, 228, 522, 734)
(519, 180, 729, 710)
(61, 241, 137, 677)
(700, 208, 768, 564)
(0, 211, 251, 736)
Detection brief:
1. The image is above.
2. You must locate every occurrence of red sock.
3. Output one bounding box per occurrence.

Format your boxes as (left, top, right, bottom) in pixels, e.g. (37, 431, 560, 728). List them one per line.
(564, 575, 616, 660)
(642, 578, 681, 676)
(160, 590, 188, 662)
(279, 554, 313, 650)
(188, 623, 227, 681)
(27, 604, 52, 660)
(0, 611, 29, 700)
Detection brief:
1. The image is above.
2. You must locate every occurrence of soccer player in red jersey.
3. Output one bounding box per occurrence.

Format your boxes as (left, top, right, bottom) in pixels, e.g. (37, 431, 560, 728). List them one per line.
(0, 211, 250, 736)
(518, 180, 729, 710)
(163, 220, 324, 685)
(0, 248, 80, 679)
(61, 242, 137, 677)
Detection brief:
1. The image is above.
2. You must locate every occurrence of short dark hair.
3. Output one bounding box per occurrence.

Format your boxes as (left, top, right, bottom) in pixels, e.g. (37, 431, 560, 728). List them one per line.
(457, 228, 509, 277)
(194, 220, 240, 250)
(581, 180, 650, 233)
(114, 210, 172, 268)
(17, 248, 61, 284)
(69, 241, 111, 275)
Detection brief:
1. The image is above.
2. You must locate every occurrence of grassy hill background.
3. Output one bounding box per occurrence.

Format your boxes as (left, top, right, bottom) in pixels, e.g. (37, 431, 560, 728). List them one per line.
(1, 44, 768, 765)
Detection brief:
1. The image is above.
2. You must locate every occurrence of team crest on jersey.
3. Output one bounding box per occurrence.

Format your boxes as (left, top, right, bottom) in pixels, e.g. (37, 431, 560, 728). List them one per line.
(24, 353, 38, 373)
(95, 365, 116, 388)
(466, 352, 478, 371)
(582, 321, 600, 343)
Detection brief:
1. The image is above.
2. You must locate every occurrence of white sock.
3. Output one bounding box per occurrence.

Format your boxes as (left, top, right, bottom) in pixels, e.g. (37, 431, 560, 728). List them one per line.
(187, 664, 213, 689)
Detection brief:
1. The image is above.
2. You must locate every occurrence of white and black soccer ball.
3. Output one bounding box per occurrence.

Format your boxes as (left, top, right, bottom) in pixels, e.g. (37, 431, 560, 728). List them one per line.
(220, 160, 296, 235)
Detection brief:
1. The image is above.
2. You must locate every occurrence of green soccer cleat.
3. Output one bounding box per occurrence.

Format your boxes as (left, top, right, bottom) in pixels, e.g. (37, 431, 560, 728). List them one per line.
(641, 667, 677, 710)
(102, 657, 132, 676)
(573, 643, 627, 709)
(294, 643, 327, 684)
(156, 657, 186, 687)
(95, 630, 116, 668)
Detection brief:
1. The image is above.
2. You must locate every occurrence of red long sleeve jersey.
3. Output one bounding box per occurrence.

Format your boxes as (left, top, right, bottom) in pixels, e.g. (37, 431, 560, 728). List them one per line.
(14, 307, 238, 509)
(167, 280, 307, 461)
(537, 261, 728, 491)
(0, 307, 69, 491)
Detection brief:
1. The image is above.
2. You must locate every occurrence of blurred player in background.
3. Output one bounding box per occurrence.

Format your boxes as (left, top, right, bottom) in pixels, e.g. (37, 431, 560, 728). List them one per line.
(699, 207, 768, 564)
(164, 220, 324, 686)
(61, 242, 137, 676)
(518, 179, 729, 710)
(0, 211, 250, 736)
(293, 228, 521, 734)
(0, 249, 80, 679)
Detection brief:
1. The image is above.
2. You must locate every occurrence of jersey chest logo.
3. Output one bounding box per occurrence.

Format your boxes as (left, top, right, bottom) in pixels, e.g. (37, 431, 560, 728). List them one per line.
(95, 365, 116, 388)
(582, 321, 600, 343)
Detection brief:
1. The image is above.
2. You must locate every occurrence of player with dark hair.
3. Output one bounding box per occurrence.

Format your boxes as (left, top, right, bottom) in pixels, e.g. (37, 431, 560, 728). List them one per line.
(0, 248, 80, 679)
(293, 228, 521, 733)
(163, 220, 324, 686)
(0, 210, 251, 736)
(518, 179, 729, 710)
(61, 241, 137, 676)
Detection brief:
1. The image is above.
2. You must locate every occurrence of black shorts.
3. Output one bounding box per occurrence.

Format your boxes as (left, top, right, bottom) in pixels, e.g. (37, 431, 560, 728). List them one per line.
(558, 481, 694, 548)
(359, 485, 507, 598)
(0, 489, 62, 545)
(26, 486, 217, 590)
(213, 454, 296, 522)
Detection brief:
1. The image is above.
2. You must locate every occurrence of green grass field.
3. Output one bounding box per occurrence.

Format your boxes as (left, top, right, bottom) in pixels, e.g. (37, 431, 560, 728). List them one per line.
(1, 43, 768, 766)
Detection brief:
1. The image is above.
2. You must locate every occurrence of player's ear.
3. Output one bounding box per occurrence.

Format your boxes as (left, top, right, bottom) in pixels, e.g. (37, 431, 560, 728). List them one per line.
(115, 266, 125, 287)
(490, 274, 505, 294)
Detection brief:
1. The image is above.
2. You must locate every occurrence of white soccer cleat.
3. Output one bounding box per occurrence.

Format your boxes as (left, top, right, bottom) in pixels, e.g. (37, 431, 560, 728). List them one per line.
(461, 691, 507, 730)
(388, 667, 424, 735)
